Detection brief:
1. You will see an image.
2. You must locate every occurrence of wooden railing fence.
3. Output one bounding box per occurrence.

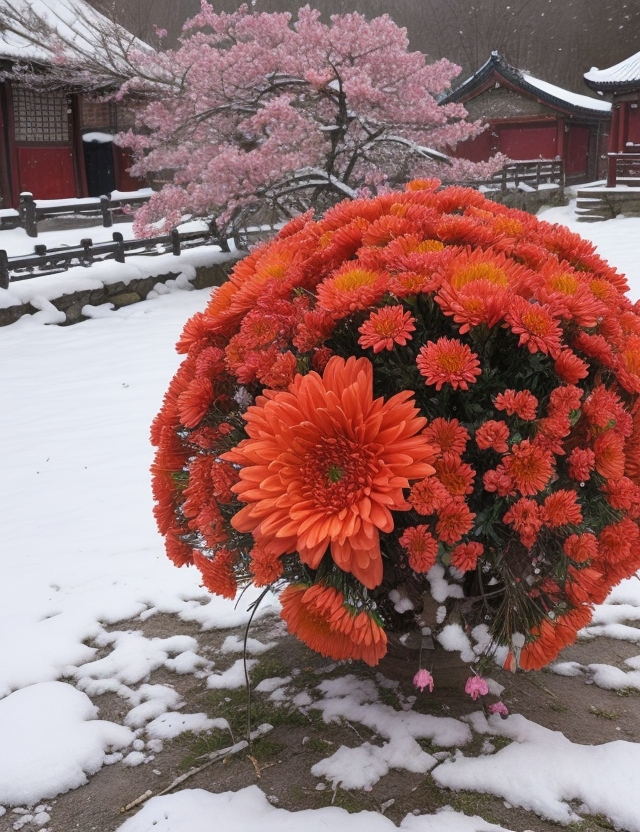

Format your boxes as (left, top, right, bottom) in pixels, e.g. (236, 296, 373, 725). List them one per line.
(14, 191, 152, 238)
(0, 228, 215, 290)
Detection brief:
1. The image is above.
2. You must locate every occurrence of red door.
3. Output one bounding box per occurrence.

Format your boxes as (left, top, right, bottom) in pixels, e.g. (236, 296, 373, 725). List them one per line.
(16, 146, 76, 199)
(565, 126, 590, 178)
(497, 124, 557, 160)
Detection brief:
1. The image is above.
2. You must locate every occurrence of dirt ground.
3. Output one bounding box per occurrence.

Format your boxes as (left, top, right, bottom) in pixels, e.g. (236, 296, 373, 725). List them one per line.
(3, 610, 640, 832)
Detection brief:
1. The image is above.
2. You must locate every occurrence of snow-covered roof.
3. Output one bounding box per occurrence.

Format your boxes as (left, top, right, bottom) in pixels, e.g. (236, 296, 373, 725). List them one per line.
(585, 51, 640, 91)
(0, 0, 142, 66)
(445, 52, 610, 117)
(521, 72, 611, 112)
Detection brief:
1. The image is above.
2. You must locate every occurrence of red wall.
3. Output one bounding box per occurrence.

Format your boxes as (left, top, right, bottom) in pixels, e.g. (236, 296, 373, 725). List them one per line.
(114, 147, 146, 192)
(628, 107, 640, 145)
(16, 146, 76, 199)
(565, 125, 590, 177)
(497, 124, 557, 160)
(455, 122, 559, 163)
(454, 130, 494, 162)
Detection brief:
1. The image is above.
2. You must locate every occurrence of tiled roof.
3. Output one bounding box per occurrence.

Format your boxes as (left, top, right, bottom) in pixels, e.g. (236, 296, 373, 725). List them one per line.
(446, 52, 610, 116)
(585, 52, 640, 91)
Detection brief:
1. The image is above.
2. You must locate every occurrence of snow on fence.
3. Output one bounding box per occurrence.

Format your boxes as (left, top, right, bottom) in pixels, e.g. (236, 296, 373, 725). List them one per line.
(467, 159, 564, 193)
(0, 228, 217, 289)
(8, 190, 154, 237)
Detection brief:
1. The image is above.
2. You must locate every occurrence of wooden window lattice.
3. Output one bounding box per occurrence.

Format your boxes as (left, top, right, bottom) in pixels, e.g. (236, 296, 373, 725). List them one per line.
(13, 87, 70, 143)
(81, 98, 117, 131)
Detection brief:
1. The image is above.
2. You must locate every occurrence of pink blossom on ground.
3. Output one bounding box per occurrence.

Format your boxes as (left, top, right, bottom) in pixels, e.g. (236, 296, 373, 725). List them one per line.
(465, 675, 490, 700)
(488, 701, 509, 716)
(413, 668, 434, 693)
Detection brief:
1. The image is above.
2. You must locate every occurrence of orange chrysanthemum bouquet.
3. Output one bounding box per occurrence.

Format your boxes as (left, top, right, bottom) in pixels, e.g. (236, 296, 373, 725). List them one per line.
(151, 181, 640, 680)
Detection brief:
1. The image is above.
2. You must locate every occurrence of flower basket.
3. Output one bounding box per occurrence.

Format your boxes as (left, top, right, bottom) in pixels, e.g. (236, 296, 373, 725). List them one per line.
(151, 181, 640, 692)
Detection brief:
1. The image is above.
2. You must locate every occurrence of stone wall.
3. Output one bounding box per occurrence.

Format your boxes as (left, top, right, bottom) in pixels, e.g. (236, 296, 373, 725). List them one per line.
(0, 258, 241, 328)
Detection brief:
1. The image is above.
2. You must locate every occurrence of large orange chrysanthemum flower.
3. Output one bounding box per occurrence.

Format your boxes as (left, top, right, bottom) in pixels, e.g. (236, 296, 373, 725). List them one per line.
(416, 337, 482, 391)
(279, 583, 387, 666)
(224, 356, 436, 589)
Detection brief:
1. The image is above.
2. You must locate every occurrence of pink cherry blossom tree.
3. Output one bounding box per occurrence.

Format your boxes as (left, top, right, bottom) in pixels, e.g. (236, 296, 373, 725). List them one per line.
(112, 4, 505, 243)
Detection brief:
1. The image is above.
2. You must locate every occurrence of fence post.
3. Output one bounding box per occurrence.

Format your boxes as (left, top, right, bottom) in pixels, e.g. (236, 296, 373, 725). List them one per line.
(100, 195, 112, 228)
(80, 238, 93, 267)
(171, 229, 181, 256)
(20, 193, 38, 238)
(112, 232, 125, 263)
(0, 250, 8, 289)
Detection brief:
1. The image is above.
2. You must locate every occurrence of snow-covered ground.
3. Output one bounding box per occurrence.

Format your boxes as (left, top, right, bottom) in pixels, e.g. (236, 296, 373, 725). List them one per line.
(2, 201, 640, 831)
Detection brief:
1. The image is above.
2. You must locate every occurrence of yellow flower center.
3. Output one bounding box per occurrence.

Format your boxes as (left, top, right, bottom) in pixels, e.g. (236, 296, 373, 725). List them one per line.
(332, 269, 379, 292)
(451, 262, 508, 290)
(548, 273, 579, 294)
(522, 308, 552, 336)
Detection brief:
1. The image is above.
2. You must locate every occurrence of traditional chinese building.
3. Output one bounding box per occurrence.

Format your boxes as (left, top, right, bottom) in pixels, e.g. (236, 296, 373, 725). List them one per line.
(0, 0, 144, 209)
(584, 51, 640, 187)
(443, 52, 611, 184)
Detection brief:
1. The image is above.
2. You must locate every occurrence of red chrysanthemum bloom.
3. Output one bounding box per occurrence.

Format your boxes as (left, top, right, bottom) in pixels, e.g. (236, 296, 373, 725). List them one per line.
(436, 497, 475, 545)
(503, 498, 544, 549)
(451, 542, 483, 572)
(259, 351, 298, 389)
(603, 477, 640, 517)
(177, 377, 214, 429)
(548, 385, 583, 418)
(358, 306, 416, 353)
(316, 265, 388, 315)
(597, 520, 633, 563)
(475, 420, 509, 453)
(164, 530, 194, 568)
(435, 280, 508, 333)
(224, 356, 436, 589)
(293, 309, 336, 352)
(554, 350, 590, 385)
(438, 245, 526, 291)
(535, 413, 571, 455)
(494, 389, 538, 421)
(423, 418, 470, 455)
(409, 476, 449, 515)
(567, 447, 596, 482)
(572, 331, 616, 368)
(505, 296, 563, 358)
(583, 386, 632, 436)
(434, 453, 475, 497)
(279, 583, 387, 666)
(542, 490, 583, 528)
(249, 544, 284, 587)
(594, 430, 626, 480)
(483, 466, 516, 497)
(503, 440, 554, 496)
(399, 525, 439, 572)
(563, 533, 598, 563)
(417, 337, 481, 391)
(209, 460, 240, 503)
(311, 346, 334, 372)
(193, 549, 237, 599)
(565, 565, 607, 606)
